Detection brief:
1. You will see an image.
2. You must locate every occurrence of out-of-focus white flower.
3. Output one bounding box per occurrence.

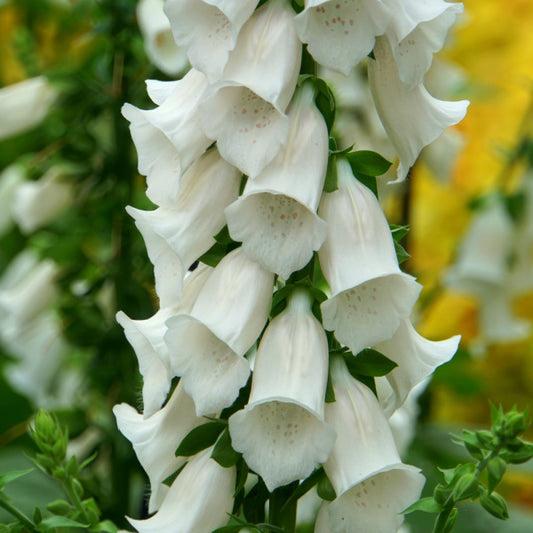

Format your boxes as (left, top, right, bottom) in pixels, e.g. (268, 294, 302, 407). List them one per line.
(122, 69, 211, 207)
(382, 0, 464, 89)
(127, 447, 236, 533)
(126, 148, 240, 306)
(11, 167, 73, 234)
(114, 383, 207, 513)
(229, 289, 336, 491)
(318, 159, 421, 354)
(294, 0, 391, 75)
(374, 319, 459, 415)
(420, 128, 464, 184)
(137, 0, 189, 76)
(165, 248, 273, 416)
(117, 263, 212, 416)
(319, 356, 425, 533)
(199, 0, 301, 177)
(0, 165, 25, 237)
(225, 84, 328, 278)
(368, 36, 469, 181)
(164, 0, 259, 82)
(0, 76, 57, 141)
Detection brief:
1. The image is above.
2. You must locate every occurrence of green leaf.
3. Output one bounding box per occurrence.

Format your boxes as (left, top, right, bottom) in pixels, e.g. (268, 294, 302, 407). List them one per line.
(390, 224, 410, 241)
(500, 441, 533, 464)
(433, 484, 451, 506)
(39, 516, 88, 528)
(325, 365, 336, 403)
(233, 458, 249, 498)
(487, 456, 506, 492)
(343, 349, 398, 377)
(394, 241, 410, 264)
(0, 469, 34, 490)
(353, 172, 378, 198)
(402, 496, 442, 514)
(211, 428, 241, 468)
(317, 471, 336, 501)
(95, 520, 119, 533)
(78, 451, 98, 472)
(162, 462, 187, 487)
(346, 150, 391, 176)
(243, 478, 269, 523)
(33, 507, 42, 524)
(213, 225, 234, 245)
(175, 421, 226, 457)
(324, 153, 339, 192)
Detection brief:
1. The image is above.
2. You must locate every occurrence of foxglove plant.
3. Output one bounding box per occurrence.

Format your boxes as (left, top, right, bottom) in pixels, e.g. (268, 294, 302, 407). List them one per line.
(116, 0, 468, 531)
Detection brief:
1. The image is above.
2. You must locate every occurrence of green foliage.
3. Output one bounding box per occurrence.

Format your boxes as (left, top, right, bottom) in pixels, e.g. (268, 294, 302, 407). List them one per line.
(175, 420, 227, 457)
(404, 405, 533, 532)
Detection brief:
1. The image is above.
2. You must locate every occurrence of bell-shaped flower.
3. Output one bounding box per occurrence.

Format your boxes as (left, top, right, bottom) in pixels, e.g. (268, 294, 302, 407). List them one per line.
(122, 69, 211, 206)
(0, 76, 57, 141)
(137, 0, 189, 76)
(165, 248, 273, 416)
(294, 0, 391, 76)
(382, 0, 465, 89)
(445, 197, 514, 296)
(374, 319, 459, 415)
(126, 148, 241, 306)
(229, 289, 336, 491)
(0, 253, 59, 329)
(225, 84, 328, 278)
(114, 383, 207, 513)
(127, 447, 236, 533)
(12, 167, 73, 234)
(198, 0, 301, 177)
(320, 356, 425, 533)
(368, 36, 469, 181)
(0, 165, 25, 237)
(318, 160, 421, 354)
(164, 0, 259, 82)
(117, 264, 212, 416)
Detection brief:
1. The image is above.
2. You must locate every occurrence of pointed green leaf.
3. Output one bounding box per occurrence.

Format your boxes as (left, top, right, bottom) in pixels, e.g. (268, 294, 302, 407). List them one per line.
(402, 496, 442, 514)
(343, 349, 398, 377)
(175, 421, 226, 457)
(346, 150, 391, 176)
(211, 428, 241, 468)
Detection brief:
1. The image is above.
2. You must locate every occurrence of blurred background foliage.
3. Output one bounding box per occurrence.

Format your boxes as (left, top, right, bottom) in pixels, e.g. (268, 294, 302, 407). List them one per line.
(0, 0, 533, 531)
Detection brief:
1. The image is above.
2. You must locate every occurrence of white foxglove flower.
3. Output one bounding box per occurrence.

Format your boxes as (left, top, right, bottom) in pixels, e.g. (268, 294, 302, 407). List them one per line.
(199, 0, 301, 177)
(12, 167, 73, 234)
(126, 149, 241, 305)
(368, 36, 469, 181)
(320, 356, 424, 533)
(117, 264, 212, 416)
(446, 198, 514, 296)
(165, 248, 273, 416)
(318, 160, 421, 354)
(114, 383, 206, 513)
(137, 0, 189, 76)
(225, 84, 328, 278)
(294, 0, 391, 76)
(374, 319, 459, 415)
(229, 289, 336, 491)
(127, 448, 236, 533)
(0, 76, 57, 140)
(383, 0, 464, 89)
(164, 0, 259, 82)
(122, 69, 211, 206)
(0, 165, 25, 237)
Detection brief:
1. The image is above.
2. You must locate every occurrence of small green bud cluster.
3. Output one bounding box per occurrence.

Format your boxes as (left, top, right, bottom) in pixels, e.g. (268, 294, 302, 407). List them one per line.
(404, 404, 533, 532)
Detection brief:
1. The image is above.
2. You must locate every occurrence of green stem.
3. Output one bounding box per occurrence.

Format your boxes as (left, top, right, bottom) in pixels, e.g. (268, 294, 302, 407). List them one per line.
(0, 493, 39, 532)
(62, 478, 91, 525)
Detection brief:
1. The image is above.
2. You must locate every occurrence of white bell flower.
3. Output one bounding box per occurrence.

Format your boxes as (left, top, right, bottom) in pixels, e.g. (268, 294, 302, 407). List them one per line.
(0, 165, 25, 237)
(126, 149, 241, 305)
(445, 198, 514, 296)
(12, 167, 73, 234)
(122, 69, 211, 206)
(225, 84, 328, 278)
(294, 0, 391, 76)
(164, 0, 259, 82)
(199, 0, 301, 177)
(114, 383, 207, 513)
(136, 0, 189, 76)
(318, 160, 421, 354)
(320, 356, 425, 533)
(0, 76, 57, 141)
(368, 36, 469, 181)
(382, 0, 465, 89)
(117, 264, 212, 417)
(374, 319, 459, 415)
(165, 248, 273, 416)
(127, 448, 236, 533)
(229, 289, 336, 491)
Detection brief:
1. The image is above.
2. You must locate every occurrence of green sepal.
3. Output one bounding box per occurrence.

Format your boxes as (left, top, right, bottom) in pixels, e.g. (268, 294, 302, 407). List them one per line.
(487, 456, 506, 492)
(175, 420, 227, 457)
(346, 150, 392, 177)
(317, 471, 336, 501)
(451, 473, 479, 501)
(45, 499, 73, 516)
(37, 516, 88, 529)
(162, 462, 187, 487)
(95, 520, 119, 533)
(343, 349, 398, 377)
(402, 496, 443, 514)
(297, 75, 336, 132)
